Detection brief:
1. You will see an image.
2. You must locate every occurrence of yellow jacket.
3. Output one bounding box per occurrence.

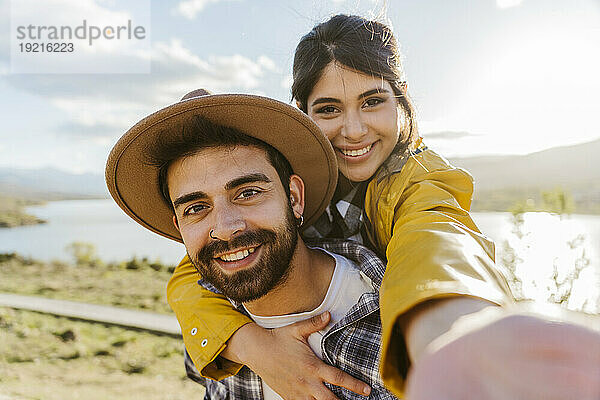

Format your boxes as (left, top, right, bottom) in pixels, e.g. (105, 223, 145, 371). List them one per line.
(166, 148, 513, 395)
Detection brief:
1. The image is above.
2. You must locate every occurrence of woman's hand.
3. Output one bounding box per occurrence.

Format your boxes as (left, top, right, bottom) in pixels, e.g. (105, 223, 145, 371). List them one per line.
(405, 308, 600, 400)
(224, 312, 371, 400)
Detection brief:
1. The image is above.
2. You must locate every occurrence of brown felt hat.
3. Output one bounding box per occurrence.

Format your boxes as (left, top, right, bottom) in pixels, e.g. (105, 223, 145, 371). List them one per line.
(105, 89, 338, 242)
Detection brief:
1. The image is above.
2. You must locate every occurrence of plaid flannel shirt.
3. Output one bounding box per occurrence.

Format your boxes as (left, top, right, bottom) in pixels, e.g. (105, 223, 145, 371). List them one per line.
(184, 239, 400, 399)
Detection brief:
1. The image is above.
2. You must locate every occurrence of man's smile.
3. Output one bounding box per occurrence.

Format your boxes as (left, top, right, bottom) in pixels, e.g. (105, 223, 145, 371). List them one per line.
(215, 245, 259, 262)
(213, 244, 264, 272)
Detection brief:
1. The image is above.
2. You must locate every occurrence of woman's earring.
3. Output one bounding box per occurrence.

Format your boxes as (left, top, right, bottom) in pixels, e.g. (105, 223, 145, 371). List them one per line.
(209, 230, 217, 239)
(297, 215, 304, 227)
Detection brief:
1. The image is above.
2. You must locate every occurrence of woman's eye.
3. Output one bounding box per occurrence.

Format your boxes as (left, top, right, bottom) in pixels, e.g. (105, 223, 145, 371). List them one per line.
(184, 204, 208, 215)
(315, 105, 339, 114)
(363, 97, 384, 108)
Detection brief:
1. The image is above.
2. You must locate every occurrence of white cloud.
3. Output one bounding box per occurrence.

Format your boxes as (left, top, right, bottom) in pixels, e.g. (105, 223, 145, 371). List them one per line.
(208, 54, 264, 88)
(11, 0, 131, 25)
(257, 55, 278, 72)
(50, 97, 147, 136)
(9, 0, 151, 73)
(496, 0, 523, 9)
(4, 38, 280, 141)
(174, 0, 228, 19)
(151, 39, 269, 97)
(329, 0, 378, 3)
(281, 74, 293, 90)
(329, 0, 377, 3)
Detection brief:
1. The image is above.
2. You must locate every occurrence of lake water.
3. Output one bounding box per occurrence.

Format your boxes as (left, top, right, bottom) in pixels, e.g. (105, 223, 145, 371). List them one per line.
(0, 199, 187, 263)
(1, 199, 599, 310)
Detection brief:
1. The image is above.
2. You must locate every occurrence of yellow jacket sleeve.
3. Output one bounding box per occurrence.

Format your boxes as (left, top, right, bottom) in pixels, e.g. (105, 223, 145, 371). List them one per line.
(167, 254, 253, 380)
(365, 150, 513, 396)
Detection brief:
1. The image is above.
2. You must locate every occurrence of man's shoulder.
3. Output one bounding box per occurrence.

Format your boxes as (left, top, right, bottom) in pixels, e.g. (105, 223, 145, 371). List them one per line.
(306, 239, 385, 288)
(306, 238, 381, 266)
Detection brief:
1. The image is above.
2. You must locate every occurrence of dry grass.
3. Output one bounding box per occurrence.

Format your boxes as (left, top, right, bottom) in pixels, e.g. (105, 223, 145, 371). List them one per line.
(0, 251, 206, 399)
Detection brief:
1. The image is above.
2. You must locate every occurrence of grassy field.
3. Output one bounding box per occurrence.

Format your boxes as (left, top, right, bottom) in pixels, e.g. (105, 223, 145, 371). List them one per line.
(0, 196, 46, 228)
(0, 250, 206, 399)
(0, 251, 175, 313)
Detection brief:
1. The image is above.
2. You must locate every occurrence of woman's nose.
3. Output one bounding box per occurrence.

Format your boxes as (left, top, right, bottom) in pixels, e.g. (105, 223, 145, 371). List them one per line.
(341, 111, 367, 142)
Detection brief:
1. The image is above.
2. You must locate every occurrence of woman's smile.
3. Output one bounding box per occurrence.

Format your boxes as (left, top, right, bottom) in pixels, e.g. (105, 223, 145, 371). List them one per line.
(335, 141, 377, 161)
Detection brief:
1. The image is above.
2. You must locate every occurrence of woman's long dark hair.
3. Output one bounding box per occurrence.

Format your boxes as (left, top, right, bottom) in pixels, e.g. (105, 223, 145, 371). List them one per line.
(292, 14, 419, 161)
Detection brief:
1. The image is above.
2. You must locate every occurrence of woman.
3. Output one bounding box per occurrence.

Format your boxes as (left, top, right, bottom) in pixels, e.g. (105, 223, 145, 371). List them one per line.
(168, 14, 511, 398)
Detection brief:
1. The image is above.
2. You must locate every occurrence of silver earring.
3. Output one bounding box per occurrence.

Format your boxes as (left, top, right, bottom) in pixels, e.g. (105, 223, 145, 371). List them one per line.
(209, 230, 217, 239)
(298, 215, 304, 227)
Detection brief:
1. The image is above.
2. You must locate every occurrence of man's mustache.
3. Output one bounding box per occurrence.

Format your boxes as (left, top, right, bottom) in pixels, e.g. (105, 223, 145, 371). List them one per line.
(196, 229, 277, 264)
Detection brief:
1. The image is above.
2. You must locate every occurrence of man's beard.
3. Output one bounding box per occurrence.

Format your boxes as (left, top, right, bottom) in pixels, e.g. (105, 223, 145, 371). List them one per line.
(189, 208, 298, 303)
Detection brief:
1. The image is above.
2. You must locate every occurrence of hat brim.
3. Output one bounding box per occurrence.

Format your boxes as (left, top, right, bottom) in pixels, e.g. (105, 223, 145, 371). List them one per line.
(106, 94, 338, 243)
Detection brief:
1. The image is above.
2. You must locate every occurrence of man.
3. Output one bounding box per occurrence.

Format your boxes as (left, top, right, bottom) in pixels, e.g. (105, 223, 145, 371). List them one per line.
(107, 91, 400, 398)
(107, 90, 600, 399)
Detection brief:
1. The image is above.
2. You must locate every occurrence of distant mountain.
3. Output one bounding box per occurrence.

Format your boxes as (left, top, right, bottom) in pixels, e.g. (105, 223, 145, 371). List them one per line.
(0, 167, 108, 200)
(450, 138, 600, 213)
(450, 138, 600, 190)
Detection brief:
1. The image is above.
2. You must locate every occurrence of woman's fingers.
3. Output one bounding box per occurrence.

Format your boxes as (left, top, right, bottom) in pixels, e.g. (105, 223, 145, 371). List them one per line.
(242, 319, 371, 399)
(288, 313, 371, 396)
(319, 363, 372, 397)
(292, 312, 331, 339)
(265, 314, 371, 398)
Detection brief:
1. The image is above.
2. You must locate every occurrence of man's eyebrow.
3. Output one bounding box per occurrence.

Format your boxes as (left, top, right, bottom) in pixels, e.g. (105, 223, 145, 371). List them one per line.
(225, 173, 272, 191)
(173, 191, 208, 209)
(172, 173, 272, 209)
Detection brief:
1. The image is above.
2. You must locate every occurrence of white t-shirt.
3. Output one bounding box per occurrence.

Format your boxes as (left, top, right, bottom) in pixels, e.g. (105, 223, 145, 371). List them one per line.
(245, 249, 374, 400)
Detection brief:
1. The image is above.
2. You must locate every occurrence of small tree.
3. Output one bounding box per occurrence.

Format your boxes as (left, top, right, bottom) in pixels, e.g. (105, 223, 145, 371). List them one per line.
(65, 242, 101, 267)
(541, 188, 575, 217)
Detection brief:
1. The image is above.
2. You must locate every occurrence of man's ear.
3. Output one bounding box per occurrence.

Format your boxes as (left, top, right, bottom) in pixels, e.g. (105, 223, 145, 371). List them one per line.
(288, 174, 305, 218)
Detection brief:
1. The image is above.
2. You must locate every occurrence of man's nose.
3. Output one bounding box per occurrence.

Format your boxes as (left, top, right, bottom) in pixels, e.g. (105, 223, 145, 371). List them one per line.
(209, 203, 246, 241)
(341, 110, 367, 142)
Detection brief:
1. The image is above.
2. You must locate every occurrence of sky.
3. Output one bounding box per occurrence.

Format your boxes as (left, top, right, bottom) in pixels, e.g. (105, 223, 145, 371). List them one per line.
(0, 0, 599, 174)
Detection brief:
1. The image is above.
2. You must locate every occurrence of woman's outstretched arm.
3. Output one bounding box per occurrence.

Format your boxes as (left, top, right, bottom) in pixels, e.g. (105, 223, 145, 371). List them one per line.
(366, 149, 513, 395)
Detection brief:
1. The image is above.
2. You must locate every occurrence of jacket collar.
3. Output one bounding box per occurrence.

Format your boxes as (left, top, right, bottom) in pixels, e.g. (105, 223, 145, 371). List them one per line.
(375, 141, 429, 183)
